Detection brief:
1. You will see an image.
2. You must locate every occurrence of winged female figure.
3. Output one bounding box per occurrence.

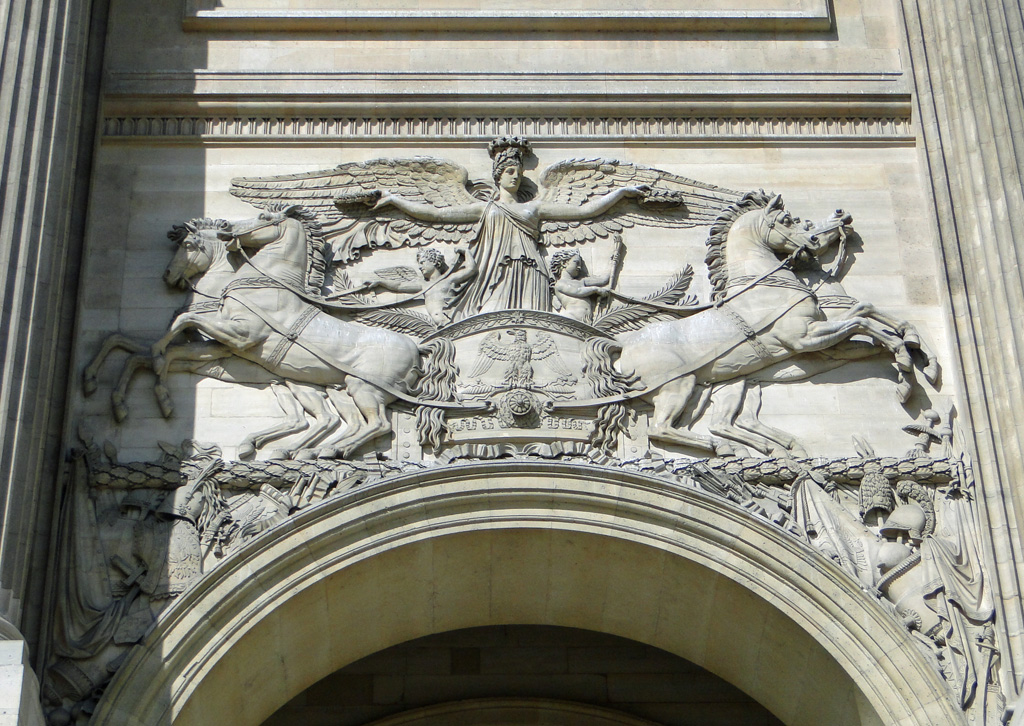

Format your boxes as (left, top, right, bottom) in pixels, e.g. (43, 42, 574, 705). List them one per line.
(230, 136, 742, 320)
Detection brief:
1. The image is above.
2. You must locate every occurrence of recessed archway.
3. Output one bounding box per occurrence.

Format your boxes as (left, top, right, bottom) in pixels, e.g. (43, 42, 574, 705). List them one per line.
(90, 461, 965, 726)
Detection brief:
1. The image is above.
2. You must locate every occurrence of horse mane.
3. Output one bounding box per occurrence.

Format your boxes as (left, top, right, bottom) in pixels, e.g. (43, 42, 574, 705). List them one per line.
(704, 190, 774, 302)
(264, 203, 328, 296)
(168, 217, 231, 245)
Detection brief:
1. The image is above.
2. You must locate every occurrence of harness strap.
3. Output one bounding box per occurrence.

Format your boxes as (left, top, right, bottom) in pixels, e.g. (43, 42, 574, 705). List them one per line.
(266, 305, 319, 368)
(222, 291, 476, 411)
(719, 304, 773, 362)
(550, 288, 815, 410)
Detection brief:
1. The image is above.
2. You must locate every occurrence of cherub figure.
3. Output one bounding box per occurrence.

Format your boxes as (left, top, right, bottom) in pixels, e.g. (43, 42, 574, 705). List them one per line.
(549, 250, 611, 324)
(357, 246, 478, 326)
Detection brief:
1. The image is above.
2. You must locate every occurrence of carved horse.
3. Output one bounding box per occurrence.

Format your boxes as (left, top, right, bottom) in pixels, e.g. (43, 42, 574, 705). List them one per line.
(82, 219, 342, 458)
(617, 192, 935, 455)
(150, 206, 423, 458)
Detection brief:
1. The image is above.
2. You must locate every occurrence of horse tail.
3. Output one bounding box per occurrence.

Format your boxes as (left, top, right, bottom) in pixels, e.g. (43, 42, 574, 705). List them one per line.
(583, 337, 642, 455)
(412, 338, 458, 452)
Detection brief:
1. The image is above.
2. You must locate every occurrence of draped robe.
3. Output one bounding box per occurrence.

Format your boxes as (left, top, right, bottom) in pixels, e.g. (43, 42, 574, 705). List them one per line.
(457, 200, 551, 316)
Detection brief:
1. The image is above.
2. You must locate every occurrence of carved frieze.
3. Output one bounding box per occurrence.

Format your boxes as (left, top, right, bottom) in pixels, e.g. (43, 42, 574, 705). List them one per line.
(57, 136, 996, 725)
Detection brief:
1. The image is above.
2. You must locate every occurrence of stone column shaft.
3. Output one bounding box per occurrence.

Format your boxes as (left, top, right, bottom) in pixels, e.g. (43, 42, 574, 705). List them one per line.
(900, 0, 1024, 691)
(0, 0, 100, 671)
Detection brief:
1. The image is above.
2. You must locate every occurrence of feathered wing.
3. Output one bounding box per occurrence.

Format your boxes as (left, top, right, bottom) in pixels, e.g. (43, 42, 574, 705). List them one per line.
(230, 157, 482, 263)
(369, 266, 422, 284)
(536, 159, 744, 247)
(593, 266, 698, 336)
(467, 331, 510, 378)
(530, 333, 574, 379)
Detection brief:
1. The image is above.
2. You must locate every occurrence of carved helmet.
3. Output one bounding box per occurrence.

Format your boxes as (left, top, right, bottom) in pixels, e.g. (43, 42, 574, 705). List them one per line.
(155, 483, 204, 525)
(880, 502, 927, 541)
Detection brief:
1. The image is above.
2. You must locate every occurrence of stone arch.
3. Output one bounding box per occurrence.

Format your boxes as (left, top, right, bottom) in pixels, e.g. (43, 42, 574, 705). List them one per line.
(90, 461, 965, 726)
(361, 698, 669, 726)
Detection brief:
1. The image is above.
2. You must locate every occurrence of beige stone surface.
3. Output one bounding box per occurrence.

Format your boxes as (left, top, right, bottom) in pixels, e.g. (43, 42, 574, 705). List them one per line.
(90, 464, 961, 725)
(29, 0, 1023, 721)
(72, 141, 954, 461)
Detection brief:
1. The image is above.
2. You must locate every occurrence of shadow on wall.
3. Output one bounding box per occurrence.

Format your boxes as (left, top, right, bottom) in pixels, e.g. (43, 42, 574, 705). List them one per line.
(263, 625, 787, 726)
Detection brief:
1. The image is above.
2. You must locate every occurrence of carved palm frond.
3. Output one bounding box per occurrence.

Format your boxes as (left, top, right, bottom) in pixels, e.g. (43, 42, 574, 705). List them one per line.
(592, 266, 698, 336)
(352, 308, 437, 339)
(645, 265, 695, 305)
(231, 157, 481, 263)
(536, 159, 743, 247)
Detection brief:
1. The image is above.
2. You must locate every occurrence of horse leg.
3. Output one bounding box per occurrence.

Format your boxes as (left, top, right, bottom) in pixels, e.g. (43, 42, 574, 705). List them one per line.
(111, 353, 153, 422)
(788, 317, 916, 402)
(314, 385, 366, 459)
(733, 384, 809, 457)
(152, 312, 258, 376)
(647, 376, 720, 454)
(84, 333, 149, 395)
(844, 302, 940, 385)
(237, 382, 310, 460)
(280, 382, 341, 457)
(155, 342, 238, 418)
(336, 379, 393, 459)
(705, 380, 773, 457)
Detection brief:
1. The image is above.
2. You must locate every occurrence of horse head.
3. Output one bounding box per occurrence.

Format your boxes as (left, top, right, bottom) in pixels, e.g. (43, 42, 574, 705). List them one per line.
(164, 218, 231, 288)
(758, 194, 853, 262)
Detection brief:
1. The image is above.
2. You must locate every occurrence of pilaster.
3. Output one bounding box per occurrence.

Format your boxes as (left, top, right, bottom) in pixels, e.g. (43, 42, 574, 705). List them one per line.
(0, 0, 101, 653)
(899, 0, 1024, 693)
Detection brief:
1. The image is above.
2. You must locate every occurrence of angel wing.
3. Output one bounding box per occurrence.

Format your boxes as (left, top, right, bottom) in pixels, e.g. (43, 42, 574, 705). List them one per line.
(530, 333, 574, 379)
(370, 265, 421, 283)
(536, 159, 743, 247)
(231, 157, 483, 264)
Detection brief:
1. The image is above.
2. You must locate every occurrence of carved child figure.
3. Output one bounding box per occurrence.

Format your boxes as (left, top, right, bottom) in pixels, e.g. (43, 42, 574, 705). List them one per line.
(358, 246, 478, 326)
(549, 250, 611, 324)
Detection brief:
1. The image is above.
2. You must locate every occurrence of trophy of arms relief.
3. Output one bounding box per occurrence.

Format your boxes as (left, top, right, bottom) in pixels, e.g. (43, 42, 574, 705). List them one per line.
(84, 136, 941, 461)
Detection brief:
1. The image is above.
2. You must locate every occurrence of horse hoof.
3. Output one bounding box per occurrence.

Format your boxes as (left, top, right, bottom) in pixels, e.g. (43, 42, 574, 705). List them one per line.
(896, 380, 913, 403)
(112, 394, 128, 423)
(237, 442, 256, 460)
(155, 385, 174, 418)
(787, 444, 809, 459)
(316, 447, 338, 460)
(712, 441, 741, 458)
(923, 362, 941, 386)
(82, 376, 97, 396)
(293, 449, 317, 461)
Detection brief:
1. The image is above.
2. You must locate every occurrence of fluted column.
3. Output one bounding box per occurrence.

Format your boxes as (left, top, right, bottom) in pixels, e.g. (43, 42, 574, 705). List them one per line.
(899, 0, 1024, 695)
(0, 0, 102, 718)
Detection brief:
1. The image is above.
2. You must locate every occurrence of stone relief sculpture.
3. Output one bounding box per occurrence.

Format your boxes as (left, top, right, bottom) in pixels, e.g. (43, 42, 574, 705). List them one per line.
(62, 136, 1001, 724)
(791, 458, 1001, 725)
(84, 136, 941, 463)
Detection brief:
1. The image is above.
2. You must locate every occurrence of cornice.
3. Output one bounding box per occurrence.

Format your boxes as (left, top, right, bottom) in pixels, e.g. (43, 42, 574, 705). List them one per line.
(101, 113, 914, 144)
(182, 0, 832, 32)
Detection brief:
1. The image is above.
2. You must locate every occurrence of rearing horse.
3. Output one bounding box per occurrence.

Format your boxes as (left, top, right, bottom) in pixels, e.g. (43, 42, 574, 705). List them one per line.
(152, 205, 423, 458)
(617, 192, 929, 455)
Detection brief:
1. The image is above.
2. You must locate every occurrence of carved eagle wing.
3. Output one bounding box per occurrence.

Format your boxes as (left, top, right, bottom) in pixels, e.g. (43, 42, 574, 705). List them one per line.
(467, 331, 511, 378)
(230, 157, 484, 263)
(530, 333, 574, 379)
(536, 158, 743, 247)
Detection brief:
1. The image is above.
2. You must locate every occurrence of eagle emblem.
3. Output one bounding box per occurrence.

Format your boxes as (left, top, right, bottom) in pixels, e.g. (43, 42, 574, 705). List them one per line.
(463, 330, 577, 397)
